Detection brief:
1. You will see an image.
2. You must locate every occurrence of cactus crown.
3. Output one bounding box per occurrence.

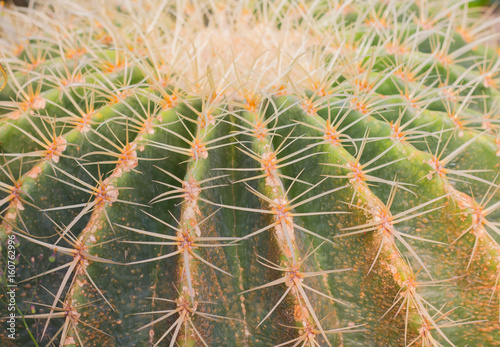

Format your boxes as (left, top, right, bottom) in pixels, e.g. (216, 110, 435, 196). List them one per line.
(0, 0, 500, 346)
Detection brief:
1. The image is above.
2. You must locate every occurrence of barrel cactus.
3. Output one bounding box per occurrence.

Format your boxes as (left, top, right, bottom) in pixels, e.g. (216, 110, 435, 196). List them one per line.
(1, 0, 499, 346)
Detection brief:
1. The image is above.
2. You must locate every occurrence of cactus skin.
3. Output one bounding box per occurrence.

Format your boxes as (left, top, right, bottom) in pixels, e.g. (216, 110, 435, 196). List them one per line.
(0, 0, 500, 346)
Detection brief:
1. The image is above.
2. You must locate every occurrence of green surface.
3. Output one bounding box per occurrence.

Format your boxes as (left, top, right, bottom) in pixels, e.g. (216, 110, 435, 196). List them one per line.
(0, 0, 499, 346)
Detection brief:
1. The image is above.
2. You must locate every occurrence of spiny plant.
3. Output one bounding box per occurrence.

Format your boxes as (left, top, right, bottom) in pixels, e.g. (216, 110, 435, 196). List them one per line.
(0, 0, 499, 346)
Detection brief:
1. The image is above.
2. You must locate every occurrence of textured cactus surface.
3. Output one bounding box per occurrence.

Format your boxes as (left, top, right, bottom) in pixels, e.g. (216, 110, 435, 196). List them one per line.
(1, 0, 500, 346)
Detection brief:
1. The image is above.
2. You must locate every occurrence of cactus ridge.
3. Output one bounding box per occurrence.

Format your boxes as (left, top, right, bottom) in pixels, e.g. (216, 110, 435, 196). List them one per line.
(1, 0, 500, 346)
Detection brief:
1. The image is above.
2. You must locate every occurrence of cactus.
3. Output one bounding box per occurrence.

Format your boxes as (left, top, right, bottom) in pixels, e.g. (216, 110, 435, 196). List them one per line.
(1, 0, 500, 346)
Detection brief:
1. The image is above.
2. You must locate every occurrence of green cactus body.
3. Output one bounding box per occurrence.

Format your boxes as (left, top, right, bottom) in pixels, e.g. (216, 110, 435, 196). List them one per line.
(0, 0, 499, 346)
